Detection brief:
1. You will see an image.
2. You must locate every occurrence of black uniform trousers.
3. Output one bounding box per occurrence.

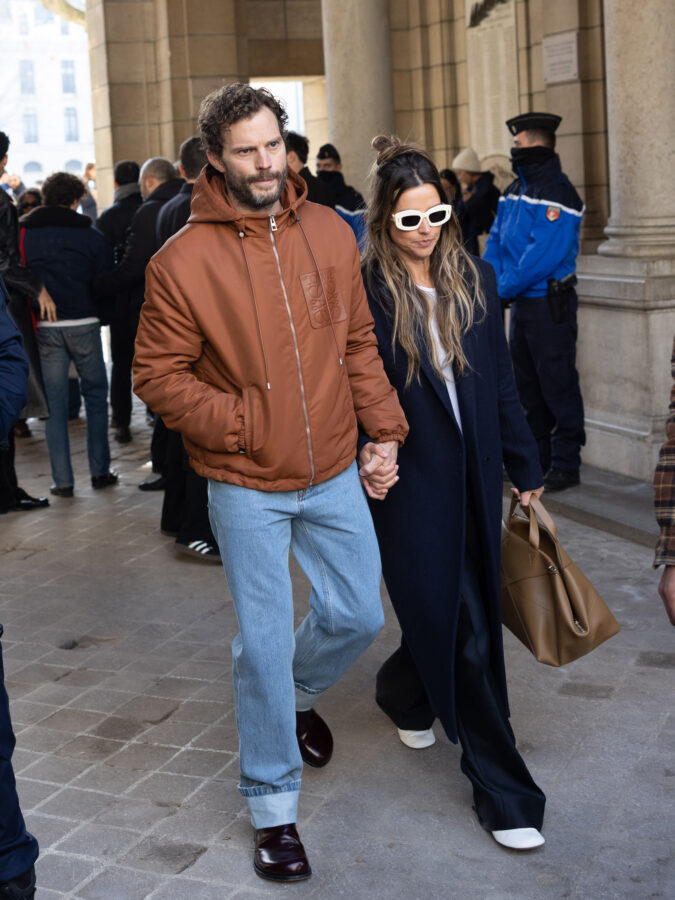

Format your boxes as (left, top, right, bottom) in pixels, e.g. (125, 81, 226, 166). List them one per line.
(109, 304, 141, 430)
(160, 428, 216, 544)
(509, 292, 585, 475)
(0, 627, 39, 882)
(376, 554, 545, 832)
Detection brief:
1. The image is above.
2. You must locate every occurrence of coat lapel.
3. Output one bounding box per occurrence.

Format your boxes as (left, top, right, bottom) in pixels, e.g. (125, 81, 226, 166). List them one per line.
(418, 351, 463, 437)
(454, 325, 479, 439)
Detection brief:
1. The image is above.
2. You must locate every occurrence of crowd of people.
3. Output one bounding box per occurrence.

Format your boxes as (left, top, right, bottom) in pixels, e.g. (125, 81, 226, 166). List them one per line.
(0, 83, 672, 896)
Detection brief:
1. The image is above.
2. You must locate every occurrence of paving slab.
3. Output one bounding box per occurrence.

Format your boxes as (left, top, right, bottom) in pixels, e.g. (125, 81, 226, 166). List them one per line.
(0, 405, 673, 898)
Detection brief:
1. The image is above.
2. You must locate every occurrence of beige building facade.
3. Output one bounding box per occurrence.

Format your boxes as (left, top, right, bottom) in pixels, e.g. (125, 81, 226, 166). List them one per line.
(84, 0, 675, 482)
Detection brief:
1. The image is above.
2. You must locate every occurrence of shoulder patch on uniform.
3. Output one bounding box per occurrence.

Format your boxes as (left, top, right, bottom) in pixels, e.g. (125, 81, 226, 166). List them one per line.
(546, 206, 561, 222)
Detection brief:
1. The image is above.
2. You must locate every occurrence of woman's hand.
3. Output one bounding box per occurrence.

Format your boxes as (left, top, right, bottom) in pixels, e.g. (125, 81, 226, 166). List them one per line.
(37, 287, 57, 322)
(358, 440, 399, 500)
(511, 485, 544, 508)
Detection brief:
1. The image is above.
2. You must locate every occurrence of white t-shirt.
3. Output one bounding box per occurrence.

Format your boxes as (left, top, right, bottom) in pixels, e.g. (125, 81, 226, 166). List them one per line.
(37, 317, 100, 328)
(417, 285, 463, 432)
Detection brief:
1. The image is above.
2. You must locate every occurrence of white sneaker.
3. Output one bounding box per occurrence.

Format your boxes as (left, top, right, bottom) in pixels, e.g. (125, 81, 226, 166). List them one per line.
(491, 827, 545, 850)
(396, 727, 436, 749)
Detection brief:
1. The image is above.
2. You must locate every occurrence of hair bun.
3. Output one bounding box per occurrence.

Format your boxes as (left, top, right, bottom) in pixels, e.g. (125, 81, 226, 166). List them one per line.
(371, 135, 403, 164)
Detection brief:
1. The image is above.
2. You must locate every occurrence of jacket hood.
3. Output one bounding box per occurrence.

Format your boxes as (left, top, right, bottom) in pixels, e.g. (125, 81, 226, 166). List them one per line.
(20, 206, 91, 229)
(187, 165, 308, 232)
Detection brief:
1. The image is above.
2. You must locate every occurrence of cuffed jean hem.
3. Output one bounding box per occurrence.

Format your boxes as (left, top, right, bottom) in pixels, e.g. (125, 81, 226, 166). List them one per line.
(243, 783, 301, 829)
(295, 684, 322, 712)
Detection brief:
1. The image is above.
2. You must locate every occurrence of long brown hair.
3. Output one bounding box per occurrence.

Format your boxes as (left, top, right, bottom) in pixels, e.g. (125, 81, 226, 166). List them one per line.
(363, 136, 485, 386)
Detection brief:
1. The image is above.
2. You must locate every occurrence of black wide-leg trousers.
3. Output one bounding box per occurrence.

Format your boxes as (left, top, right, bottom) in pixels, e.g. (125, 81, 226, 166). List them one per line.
(376, 555, 545, 831)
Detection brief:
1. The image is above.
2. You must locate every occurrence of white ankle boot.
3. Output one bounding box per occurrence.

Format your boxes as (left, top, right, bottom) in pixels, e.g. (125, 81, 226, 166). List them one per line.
(396, 727, 436, 749)
(491, 827, 545, 850)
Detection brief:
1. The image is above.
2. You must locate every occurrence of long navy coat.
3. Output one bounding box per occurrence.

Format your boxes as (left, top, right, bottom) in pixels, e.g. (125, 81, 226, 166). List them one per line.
(364, 259, 542, 742)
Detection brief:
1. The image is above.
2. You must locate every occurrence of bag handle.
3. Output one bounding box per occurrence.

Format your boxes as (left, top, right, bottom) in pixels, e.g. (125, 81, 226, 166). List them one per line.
(530, 496, 557, 539)
(507, 495, 557, 550)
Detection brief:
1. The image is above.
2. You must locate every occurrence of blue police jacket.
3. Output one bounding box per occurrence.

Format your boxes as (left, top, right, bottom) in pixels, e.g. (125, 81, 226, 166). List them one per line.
(483, 154, 584, 299)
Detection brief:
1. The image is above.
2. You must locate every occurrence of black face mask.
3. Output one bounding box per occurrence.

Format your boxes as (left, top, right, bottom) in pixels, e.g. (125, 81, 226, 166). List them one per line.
(510, 145, 555, 172)
(316, 170, 343, 184)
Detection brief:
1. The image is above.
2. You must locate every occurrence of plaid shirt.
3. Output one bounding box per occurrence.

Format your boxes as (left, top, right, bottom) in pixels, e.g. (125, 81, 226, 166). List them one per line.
(654, 336, 675, 566)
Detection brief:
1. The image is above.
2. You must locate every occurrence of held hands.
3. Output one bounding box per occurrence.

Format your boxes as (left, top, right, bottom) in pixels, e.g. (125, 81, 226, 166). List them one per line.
(511, 485, 544, 508)
(37, 287, 57, 322)
(358, 440, 399, 501)
(658, 566, 675, 626)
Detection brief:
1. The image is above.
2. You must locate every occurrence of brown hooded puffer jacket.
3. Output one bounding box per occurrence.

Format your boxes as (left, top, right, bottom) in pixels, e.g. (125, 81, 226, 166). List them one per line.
(133, 167, 408, 492)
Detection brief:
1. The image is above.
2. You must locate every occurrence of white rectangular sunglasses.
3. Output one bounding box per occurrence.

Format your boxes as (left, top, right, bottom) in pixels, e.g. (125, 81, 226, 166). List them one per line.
(391, 203, 453, 231)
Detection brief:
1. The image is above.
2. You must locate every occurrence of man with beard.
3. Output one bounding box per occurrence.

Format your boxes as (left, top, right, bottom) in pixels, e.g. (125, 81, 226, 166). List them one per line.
(484, 112, 586, 492)
(132, 83, 408, 883)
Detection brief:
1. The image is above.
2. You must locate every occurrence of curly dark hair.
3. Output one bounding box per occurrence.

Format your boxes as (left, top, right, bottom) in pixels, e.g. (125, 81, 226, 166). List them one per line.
(42, 172, 86, 208)
(198, 83, 288, 157)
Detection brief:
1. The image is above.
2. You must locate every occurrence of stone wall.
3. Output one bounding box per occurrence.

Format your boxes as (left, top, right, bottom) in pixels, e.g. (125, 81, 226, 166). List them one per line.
(389, 0, 468, 170)
(247, 0, 323, 76)
(387, 0, 609, 250)
(87, 0, 322, 206)
(88, 0, 610, 242)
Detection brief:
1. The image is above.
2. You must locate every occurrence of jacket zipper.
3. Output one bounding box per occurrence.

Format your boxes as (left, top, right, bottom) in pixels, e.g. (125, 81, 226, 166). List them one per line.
(269, 214, 315, 484)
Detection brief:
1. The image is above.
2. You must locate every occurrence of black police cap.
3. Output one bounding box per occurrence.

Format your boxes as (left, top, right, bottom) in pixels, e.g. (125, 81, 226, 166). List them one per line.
(505, 113, 562, 136)
(317, 143, 341, 163)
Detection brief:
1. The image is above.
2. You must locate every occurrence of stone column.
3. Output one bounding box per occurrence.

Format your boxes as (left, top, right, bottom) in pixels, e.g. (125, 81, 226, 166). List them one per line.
(87, 0, 247, 209)
(598, 0, 675, 257)
(320, 0, 395, 196)
(155, 0, 248, 161)
(575, 0, 675, 480)
(86, 0, 160, 208)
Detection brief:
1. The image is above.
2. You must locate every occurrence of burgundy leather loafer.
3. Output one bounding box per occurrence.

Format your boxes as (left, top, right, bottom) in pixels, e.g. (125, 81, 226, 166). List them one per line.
(296, 708, 333, 768)
(254, 823, 311, 882)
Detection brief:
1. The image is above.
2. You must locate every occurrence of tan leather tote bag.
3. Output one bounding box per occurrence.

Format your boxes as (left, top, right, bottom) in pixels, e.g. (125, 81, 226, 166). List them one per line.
(500, 496, 620, 666)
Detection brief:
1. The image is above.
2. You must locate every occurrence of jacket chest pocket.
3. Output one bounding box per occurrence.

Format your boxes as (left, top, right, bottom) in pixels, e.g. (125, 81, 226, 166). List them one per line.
(299, 267, 346, 328)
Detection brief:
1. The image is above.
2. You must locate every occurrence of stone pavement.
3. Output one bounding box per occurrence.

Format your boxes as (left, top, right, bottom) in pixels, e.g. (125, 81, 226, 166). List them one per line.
(1, 406, 674, 900)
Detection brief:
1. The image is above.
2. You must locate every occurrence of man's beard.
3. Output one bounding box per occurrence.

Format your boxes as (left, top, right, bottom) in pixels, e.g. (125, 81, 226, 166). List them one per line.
(225, 164, 288, 212)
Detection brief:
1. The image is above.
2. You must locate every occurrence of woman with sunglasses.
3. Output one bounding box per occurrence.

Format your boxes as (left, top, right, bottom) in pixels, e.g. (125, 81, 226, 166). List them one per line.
(359, 136, 546, 850)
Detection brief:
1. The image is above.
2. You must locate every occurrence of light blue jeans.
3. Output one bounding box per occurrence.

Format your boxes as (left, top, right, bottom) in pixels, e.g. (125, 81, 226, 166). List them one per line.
(208, 462, 383, 828)
(36, 323, 110, 488)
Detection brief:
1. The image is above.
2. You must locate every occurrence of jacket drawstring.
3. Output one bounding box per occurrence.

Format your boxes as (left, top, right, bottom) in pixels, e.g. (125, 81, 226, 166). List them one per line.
(238, 230, 272, 390)
(296, 219, 344, 369)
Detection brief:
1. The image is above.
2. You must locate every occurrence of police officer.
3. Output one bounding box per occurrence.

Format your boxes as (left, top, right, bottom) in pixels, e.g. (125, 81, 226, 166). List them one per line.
(0, 276, 39, 900)
(484, 112, 585, 492)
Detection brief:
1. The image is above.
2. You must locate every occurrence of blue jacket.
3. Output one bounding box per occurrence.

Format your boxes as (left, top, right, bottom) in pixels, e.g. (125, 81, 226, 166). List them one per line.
(0, 275, 28, 440)
(483, 154, 584, 299)
(20, 206, 113, 321)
